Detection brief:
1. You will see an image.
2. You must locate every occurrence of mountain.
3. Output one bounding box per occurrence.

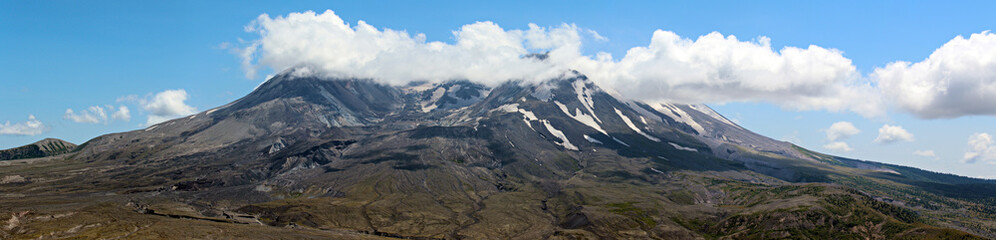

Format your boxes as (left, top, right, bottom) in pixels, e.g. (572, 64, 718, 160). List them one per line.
(0, 138, 75, 161)
(2, 68, 994, 239)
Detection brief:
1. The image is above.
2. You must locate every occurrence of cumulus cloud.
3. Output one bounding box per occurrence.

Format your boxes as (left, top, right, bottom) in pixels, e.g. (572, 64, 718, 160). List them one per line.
(874, 31, 996, 119)
(823, 121, 859, 152)
(64, 105, 131, 124)
(823, 141, 853, 152)
(826, 121, 860, 141)
(913, 150, 937, 158)
(235, 10, 885, 117)
(964, 133, 996, 164)
(0, 115, 46, 136)
(111, 106, 131, 121)
(574, 31, 883, 117)
(874, 124, 915, 144)
(238, 10, 583, 85)
(64, 107, 102, 124)
(141, 89, 197, 126)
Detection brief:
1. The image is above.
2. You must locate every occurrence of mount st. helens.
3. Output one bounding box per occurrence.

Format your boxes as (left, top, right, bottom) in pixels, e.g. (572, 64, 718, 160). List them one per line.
(1, 68, 994, 239)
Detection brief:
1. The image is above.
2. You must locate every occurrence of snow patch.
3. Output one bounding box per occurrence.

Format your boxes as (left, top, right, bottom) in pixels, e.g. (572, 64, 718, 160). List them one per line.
(650, 103, 706, 134)
(498, 103, 537, 130)
(625, 101, 667, 127)
(573, 80, 602, 123)
(541, 120, 578, 151)
(614, 108, 660, 142)
(668, 142, 698, 152)
(427, 87, 445, 99)
(519, 110, 539, 130)
(584, 134, 603, 144)
(479, 89, 493, 99)
(403, 82, 437, 92)
(497, 103, 520, 113)
(420, 104, 440, 113)
(555, 101, 607, 135)
(420, 87, 447, 112)
(874, 168, 901, 175)
(612, 136, 630, 147)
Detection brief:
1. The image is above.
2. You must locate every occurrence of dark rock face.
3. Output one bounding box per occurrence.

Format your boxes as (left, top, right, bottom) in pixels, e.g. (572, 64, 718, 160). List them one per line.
(0, 138, 76, 160)
(2, 68, 994, 239)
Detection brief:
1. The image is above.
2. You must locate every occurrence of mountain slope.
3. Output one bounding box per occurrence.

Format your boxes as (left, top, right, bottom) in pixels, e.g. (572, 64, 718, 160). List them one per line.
(0, 138, 75, 161)
(1, 69, 993, 239)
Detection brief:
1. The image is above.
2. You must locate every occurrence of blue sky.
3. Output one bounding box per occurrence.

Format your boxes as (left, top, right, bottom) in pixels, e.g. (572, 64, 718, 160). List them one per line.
(1, 1, 995, 178)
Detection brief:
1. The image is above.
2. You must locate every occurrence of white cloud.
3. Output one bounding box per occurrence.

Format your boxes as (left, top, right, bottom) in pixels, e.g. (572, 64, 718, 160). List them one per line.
(64, 105, 131, 124)
(236, 10, 885, 117)
(0, 115, 45, 136)
(826, 121, 860, 141)
(874, 31, 996, 119)
(913, 150, 937, 158)
(964, 133, 996, 164)
(238, 10, 583, 85)
(141, 89, 197, 126)
(874, 124, 915, 144)
(573, 31, 884, 117)
(111, 106, 130, 121)
(823, 141, 853, 152)
(64, 108, 102, 124)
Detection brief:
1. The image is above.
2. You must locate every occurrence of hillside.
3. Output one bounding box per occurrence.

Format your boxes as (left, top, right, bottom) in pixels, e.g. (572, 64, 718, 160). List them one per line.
(0, 138, 76, 161)
(1, 69, 993, 239)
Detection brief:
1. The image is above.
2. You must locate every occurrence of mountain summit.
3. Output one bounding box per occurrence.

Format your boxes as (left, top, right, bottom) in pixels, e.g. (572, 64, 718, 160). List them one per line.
(2, 69, 994, 239)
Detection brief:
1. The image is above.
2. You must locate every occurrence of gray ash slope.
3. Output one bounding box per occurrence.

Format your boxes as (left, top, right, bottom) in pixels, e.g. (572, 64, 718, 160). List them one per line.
(75, 69, 810, 185)
(54, 68, 996, 238)
(75, 68, 946, 184)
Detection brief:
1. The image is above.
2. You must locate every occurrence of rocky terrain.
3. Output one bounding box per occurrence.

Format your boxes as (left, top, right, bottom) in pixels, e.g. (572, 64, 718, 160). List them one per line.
(1, 68, 994, 239)
(0, 138, 75, 161)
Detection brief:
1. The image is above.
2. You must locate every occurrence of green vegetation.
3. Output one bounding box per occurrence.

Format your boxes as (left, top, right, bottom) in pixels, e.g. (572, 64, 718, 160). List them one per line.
(667, 190, 696, 205)
(675, 182, 984, 239)
(605, 202, 657, 230)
